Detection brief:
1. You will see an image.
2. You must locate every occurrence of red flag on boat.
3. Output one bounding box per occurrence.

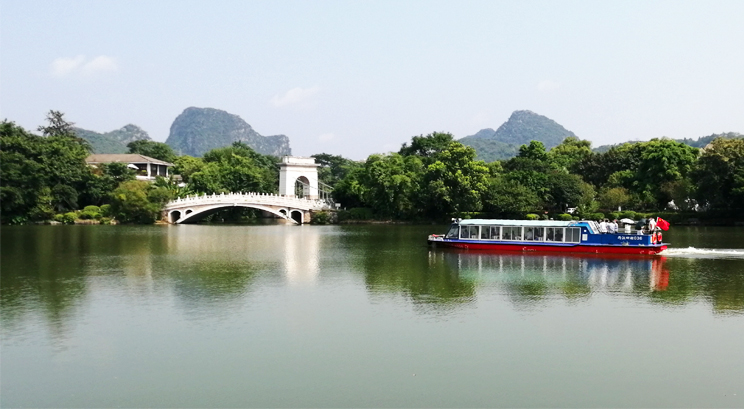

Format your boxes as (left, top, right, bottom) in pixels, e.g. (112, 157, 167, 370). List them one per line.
(656, 217, 670, 231)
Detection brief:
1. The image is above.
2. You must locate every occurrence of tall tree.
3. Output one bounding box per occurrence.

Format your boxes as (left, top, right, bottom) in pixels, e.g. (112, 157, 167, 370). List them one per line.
(127, 140, 177, 163)
(694, 137, 744, 212)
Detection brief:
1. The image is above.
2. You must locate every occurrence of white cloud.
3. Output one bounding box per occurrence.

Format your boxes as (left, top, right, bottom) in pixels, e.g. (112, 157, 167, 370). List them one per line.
(270, 86, 320, 107)
(318, 133, 335, 142)
(49, 55, 118, 77)
(537, 80, 560, 92)
(50, 55, 86, 77)
(82, 56, 118, 75)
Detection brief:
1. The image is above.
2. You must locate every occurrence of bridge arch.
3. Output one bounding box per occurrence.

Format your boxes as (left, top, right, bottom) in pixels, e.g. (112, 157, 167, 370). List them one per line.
(172, 203, 297, 224)
(290, 210, 304, 224)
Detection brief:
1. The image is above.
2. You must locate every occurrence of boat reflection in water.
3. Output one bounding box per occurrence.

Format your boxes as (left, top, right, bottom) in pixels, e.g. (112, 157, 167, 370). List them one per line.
(428, 250, 670, 301)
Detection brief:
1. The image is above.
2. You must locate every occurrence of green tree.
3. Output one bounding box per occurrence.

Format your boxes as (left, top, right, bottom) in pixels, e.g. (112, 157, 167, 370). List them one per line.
(1, 115, 92, 223)
(399, 132, 455, 160)
(547, 173, 586, 212)
(548, 136, 592, 171)
(599, 187, 632, 211)
(359, 153, 423, 218)
(635, 139, 698, 209)
(311, 153, 362, 188)
(422, 142, 489, 217)
(110, 180, 171, 224)
(483, 177, 541, 217)
(694, 137, 744, 212)
(173, 155, 204, 183)
(127, 140, 177, 163)
(188, 142, 277, 194)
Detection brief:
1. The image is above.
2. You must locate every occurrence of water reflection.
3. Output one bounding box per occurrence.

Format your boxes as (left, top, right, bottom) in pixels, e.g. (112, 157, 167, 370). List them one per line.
(426, 250, 743, 314)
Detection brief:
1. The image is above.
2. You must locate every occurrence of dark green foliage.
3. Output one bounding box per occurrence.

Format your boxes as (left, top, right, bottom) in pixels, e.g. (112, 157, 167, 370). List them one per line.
(188, 142, 278, 194)
(1, 116, 92, 224)
(127, 140, 177, 163)
(693, 137, 744, 212)
(310, 211, 331, 225)
(312, 153, 362, 188)
(483, 177, 541, 218)
(109, 180, 171, 224)
(337, 208, 375, 221)
(457, 137, 519, 162)
(165, 107, 291, 157)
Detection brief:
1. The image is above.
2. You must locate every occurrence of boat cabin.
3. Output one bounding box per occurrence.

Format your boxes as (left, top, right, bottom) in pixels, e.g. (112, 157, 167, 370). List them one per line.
(443, 219, 659, 247)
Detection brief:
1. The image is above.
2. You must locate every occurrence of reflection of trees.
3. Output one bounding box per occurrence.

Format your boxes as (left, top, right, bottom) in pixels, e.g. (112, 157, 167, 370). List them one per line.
(169, 260, 257, 312)
(645, 258, 744, 314)
(341, 225, 476, 308)
(1, 226, 91, 340)
(434, 250, 744, 314)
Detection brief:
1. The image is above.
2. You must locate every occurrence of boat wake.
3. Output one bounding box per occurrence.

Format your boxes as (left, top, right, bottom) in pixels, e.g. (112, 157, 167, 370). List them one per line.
(659, 247, 744, 259)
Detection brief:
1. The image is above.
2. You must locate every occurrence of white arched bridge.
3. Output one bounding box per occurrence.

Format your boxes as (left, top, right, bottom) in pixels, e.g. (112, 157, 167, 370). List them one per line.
(164, 192, 333, 224)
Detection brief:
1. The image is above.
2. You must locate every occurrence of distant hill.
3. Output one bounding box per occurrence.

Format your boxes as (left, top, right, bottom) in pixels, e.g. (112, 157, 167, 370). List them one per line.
(593, 132, 744, 152)
(459, 110, 576, 162)
(165, 107, 291, 157)
(74, 124, 151, 154)
(675, 132, 743, 148)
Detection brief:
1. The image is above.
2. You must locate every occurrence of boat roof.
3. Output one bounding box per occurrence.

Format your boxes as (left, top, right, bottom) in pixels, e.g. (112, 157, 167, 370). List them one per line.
(458, 219, 578, 227)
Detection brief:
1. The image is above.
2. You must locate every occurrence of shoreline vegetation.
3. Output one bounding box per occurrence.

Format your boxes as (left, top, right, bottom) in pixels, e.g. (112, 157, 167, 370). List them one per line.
(2, 111, 744, 227)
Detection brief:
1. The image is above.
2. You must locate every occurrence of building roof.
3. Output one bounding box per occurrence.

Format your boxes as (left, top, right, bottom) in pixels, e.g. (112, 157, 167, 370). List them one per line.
(85, 154, 174, 166)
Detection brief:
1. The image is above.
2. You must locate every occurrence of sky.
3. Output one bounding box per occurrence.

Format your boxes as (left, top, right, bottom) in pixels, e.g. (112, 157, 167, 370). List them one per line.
(2, 0, 743, 159)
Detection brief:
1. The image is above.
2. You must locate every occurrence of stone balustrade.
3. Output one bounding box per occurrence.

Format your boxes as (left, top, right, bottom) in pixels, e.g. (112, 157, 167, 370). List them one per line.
(164, 192, 331, 211)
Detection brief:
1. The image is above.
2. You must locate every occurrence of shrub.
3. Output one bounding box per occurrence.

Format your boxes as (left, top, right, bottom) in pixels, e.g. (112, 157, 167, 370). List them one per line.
(572, 216, 580, 221)
(525, 213, 539, 220)
(589, 212, 605, 221)
(100, 204, 112, 217)
(100, 217, 112, 225)
(310, 211, 331, 225)
(338, 207, 374, 221)
(619, 211, 637, 220)
(55, 212, 77, 224)
(83, 205, 101, 214)
(558, 213, 573, 221)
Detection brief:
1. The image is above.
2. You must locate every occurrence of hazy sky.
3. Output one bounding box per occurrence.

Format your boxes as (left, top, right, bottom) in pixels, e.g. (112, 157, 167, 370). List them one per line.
(2, 0, 743, 159)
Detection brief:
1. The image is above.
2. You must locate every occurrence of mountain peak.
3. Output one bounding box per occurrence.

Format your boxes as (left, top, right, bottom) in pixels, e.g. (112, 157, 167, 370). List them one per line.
(458, 110, 576, 162)
(165, 107, 290, 157)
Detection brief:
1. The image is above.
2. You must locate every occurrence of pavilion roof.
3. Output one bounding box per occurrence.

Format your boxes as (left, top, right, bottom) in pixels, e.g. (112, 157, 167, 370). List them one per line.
(85, 154, 174, 166)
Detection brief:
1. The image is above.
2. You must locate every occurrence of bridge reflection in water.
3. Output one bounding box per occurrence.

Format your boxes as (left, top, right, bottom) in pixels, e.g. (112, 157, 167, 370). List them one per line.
(428, 250, 670, 298)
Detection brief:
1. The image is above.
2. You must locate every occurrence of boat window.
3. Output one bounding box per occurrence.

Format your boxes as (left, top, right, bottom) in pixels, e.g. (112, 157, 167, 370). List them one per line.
(566, 227, 581, 243)
(460, 226, 469, 239)
(446, 225, 459, 239)
(460, 225, 478, 239)
(525, 227, 542, 241)
(488, 226, 500, 240)
(502, 226, 521, 240)
(546, 227, 564, 242)
(556, 228, 564, 242)
(480, 226, 490, 239)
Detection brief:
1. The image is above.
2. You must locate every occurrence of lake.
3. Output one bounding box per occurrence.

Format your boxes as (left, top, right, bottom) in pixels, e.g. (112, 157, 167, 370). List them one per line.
(2, 224, 743, 407)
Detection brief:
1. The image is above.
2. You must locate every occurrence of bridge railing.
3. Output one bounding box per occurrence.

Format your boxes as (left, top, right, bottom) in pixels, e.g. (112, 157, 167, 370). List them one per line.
(164, 192, 331, 210)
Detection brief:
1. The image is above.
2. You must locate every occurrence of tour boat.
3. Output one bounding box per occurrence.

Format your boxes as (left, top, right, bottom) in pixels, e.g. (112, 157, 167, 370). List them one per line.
(428, 219, 667, 255)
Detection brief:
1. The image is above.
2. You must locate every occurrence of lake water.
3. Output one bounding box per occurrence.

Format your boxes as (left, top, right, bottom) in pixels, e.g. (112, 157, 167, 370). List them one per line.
(2, 224, 744, 408)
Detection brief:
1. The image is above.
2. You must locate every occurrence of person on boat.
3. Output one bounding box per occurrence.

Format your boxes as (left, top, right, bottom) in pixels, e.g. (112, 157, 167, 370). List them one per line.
(598, 219, 608, 233)
(608, 219, 618, 233)
(648, 217, 657, 233)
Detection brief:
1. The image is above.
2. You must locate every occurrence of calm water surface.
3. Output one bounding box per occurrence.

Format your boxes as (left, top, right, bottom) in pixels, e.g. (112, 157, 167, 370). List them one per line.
(2, 224, 744, 408)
